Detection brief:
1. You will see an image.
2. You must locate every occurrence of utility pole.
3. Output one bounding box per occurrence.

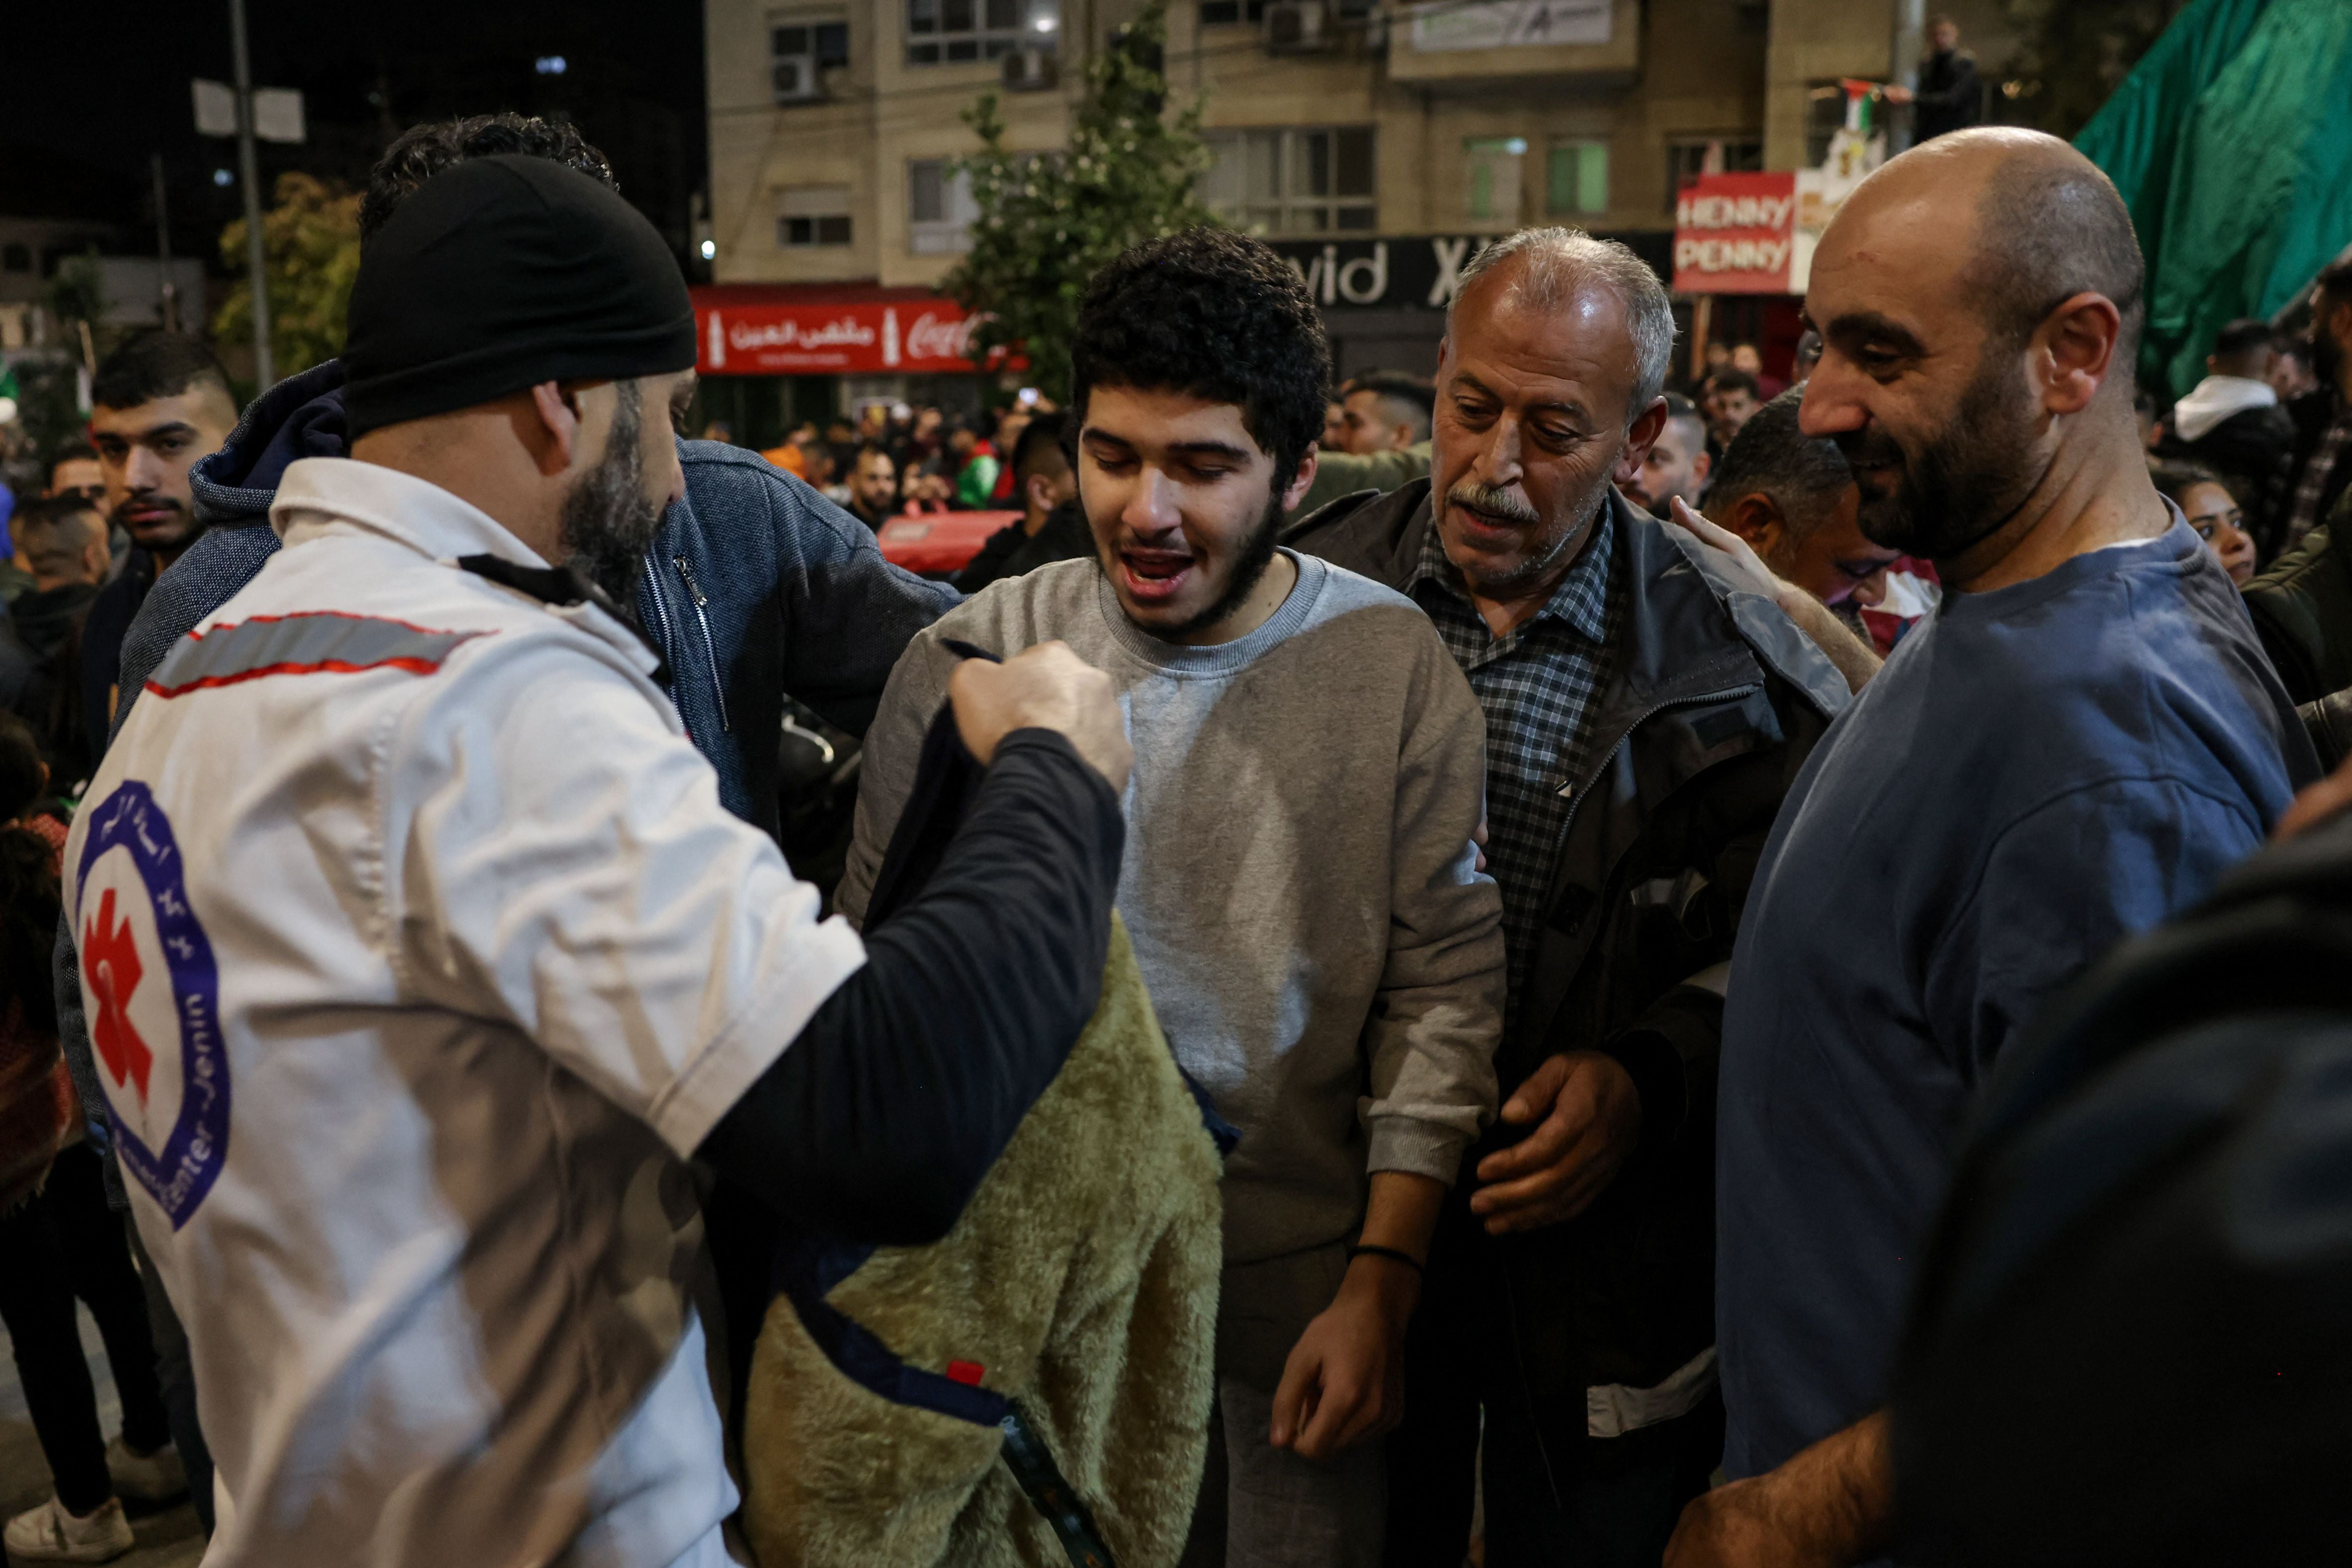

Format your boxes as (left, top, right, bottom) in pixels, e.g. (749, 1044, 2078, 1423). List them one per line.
(229, 0, 273, 386)
(1888, 0, 1925, 155)
(152, 153, 179, 333)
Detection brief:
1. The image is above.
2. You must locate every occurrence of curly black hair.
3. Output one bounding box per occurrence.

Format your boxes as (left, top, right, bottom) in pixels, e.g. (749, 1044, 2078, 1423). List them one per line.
(1070, 228, 1330, 485)
(361, 114, 617, 243)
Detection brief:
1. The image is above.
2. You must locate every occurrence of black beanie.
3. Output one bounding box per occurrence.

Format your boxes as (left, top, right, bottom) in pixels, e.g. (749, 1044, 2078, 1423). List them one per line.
(342, 155, 695, 437)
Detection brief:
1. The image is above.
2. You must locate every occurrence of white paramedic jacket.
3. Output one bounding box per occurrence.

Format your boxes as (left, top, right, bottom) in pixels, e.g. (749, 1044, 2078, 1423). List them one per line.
(65, 456, 867, 1568)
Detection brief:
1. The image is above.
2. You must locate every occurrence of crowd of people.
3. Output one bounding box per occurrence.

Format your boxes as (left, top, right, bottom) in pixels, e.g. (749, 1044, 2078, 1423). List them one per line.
(0, 104, 2349, 1568)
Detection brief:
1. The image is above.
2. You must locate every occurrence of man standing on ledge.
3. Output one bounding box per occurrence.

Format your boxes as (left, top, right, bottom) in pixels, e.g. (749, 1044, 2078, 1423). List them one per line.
(1676, 129, 2316, 1566)
(66, 156, 1130, 1568)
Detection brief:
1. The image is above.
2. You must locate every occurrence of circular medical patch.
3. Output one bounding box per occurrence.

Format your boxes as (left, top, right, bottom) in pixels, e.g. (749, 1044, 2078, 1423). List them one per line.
(75, 781, 229, 1229)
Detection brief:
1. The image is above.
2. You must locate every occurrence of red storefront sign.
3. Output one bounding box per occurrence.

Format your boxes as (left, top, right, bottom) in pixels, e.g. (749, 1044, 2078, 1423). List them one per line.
(1673, 172, 1798, 295)
(694, 287, 984, 375)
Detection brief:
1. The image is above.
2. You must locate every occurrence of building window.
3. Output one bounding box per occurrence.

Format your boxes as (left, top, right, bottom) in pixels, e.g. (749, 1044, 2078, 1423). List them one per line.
(907, 0, 1059, 65)
(1664, 137, 1763, 210)
(1200, 127, 1375, 235)
(778, 186, 854, 247)
(1198, 0, 1265, 23)
(1464, 137, 1526, 225)
(1548, 139, 1609, 216)
(0, 243, 28, 273)
(772, 17, 850, 101)
(909, 160, 981, 253)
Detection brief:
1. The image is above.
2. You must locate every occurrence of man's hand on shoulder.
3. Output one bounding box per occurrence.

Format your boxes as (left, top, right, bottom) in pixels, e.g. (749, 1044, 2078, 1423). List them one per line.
(949, 641, 1132, 790)
(1667, 500, 1882, 695)
(1469, 1049, 1642, 1233)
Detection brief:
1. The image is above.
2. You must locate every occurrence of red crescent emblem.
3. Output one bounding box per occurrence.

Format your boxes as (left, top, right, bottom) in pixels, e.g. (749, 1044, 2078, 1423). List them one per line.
(83, 886, 154, 1102)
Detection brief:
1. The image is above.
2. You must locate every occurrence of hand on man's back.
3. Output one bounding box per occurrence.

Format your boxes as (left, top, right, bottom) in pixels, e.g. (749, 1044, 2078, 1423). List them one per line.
(949, 640, 1133, 791)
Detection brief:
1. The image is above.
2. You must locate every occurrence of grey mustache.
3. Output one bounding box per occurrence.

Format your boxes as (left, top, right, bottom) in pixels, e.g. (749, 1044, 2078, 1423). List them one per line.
(1446, 483, 1541, 526)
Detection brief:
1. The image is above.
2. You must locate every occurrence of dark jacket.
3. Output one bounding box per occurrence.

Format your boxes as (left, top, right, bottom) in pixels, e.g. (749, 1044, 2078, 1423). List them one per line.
(2270, 387, 2352, 545)
(150, 358, 960, 838)
(2243, 500, 2352, 707)
(951, 498, 1094, 595)
(1915, 48, 1983, 142)
(1288, 480, 1849, 1414)
(0, 582, 98, 778)
(78, 550, 153, 768)
(2158, 403, 2297, 557)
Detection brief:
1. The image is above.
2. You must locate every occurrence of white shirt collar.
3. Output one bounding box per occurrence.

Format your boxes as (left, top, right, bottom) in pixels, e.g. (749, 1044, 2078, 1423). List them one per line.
(268, 456, 661, 680)
(271, 456, 552, 569)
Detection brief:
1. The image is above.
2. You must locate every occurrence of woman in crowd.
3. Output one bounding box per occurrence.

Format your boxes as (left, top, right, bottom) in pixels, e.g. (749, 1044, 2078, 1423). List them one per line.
(2153, 460, 2258, 587)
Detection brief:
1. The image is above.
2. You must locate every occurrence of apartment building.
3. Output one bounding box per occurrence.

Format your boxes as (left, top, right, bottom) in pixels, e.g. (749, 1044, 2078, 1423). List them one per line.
(700, 0, 2013, 432)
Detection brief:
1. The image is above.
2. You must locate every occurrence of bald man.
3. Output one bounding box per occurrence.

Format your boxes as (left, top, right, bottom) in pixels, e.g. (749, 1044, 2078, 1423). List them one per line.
(1679, 130, 2318, 1566)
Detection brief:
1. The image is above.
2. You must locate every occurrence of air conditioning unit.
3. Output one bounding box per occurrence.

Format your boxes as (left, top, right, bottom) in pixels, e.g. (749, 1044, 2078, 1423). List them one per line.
(1266, 0, 1337, 53)
(772, 56, 825, 104)
(1002, 46, 1059, 91)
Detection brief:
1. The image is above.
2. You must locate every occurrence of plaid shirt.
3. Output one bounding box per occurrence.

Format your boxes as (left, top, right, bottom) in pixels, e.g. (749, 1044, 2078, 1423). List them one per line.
(1408, 508, 1620, 1027)
(2285, 398, 2352, 546)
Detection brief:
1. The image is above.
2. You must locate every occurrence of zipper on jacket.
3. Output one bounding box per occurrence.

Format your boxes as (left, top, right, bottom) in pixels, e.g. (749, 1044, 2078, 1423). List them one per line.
(639, 552, 687, 743)
(1557, 682, 1763, 839)
(673, 556, 730, 732)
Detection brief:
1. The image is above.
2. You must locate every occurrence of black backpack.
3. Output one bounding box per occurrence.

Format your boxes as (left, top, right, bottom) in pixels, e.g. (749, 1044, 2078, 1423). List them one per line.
(1891, 809, 2352, 1565)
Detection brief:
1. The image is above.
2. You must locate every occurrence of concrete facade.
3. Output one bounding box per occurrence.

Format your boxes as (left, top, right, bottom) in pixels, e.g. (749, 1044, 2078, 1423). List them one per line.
(702, 0, 2020, 390)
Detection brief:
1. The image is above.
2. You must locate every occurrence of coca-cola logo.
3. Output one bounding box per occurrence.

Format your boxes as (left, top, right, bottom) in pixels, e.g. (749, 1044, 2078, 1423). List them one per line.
(904, 310, 975, 362)
(728, 315, 877, 352)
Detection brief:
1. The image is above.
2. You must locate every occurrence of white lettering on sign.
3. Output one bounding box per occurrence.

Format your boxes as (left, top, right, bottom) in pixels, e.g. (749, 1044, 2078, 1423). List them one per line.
(728, 316, 879, 352)
(1674, 237, 1792, 274)
(905, 311, 974, 361)
(1427, 236, 1475, 307)
(1674, 193, 1795, 232)
(705, 312, 726, 370)
(1337, 243, 1389, 305)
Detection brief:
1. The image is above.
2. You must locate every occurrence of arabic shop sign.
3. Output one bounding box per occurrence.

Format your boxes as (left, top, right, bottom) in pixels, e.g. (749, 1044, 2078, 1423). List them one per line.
(695, 299, 981, 374)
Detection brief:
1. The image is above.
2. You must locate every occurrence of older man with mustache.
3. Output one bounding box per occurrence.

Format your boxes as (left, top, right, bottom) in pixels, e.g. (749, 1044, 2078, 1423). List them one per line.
(1290, 229, 1857, 1567)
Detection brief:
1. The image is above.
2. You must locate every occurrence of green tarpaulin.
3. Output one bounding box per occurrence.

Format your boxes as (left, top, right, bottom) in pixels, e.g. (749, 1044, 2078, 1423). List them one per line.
(2075, 0, 2352, 395)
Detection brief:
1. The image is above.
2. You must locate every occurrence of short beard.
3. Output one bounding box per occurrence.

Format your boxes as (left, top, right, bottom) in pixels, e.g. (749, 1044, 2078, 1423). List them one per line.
(1160, 488, 1286, 641)
(560, 381, 664, 609)
(1839, 351, 2042, 559)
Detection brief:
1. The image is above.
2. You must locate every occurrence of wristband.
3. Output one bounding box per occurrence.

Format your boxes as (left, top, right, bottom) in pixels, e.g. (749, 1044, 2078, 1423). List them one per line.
(1346, 1242, 1425, 1276)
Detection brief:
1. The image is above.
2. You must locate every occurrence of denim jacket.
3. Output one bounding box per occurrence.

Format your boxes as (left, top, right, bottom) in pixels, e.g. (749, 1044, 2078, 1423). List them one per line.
(155, 359, 958, 838)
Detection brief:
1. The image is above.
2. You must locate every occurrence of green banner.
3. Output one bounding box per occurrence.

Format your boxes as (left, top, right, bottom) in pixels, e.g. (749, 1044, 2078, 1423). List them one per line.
(2076, 0, 2352, 394)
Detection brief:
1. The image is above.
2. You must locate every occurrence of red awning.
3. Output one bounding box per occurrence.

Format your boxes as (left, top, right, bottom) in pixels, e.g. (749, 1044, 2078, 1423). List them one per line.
(691, 282, 984, 376)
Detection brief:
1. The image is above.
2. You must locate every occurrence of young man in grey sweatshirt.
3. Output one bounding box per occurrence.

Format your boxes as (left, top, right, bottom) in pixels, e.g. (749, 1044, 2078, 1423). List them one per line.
(836, 230, 1506, 1567)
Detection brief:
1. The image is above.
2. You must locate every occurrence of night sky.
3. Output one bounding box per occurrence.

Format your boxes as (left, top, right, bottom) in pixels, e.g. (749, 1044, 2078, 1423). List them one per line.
(7, 0, 709, 266)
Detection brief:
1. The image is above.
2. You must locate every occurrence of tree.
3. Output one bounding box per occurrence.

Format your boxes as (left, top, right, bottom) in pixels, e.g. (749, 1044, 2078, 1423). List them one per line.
(942, 0, 1220, 399)
(215, 172, 364, 383)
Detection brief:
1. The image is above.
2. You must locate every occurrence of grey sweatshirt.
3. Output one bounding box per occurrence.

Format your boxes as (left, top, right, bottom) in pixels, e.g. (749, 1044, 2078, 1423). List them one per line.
(838, 551, 1506, 1265)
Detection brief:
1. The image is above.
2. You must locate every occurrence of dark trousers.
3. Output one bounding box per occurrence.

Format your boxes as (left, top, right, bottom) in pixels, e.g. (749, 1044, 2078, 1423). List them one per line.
(1383, 1210, 1722, 1568)
(0, 1143, 170, 1515)
(123, 1217, 212, 1532)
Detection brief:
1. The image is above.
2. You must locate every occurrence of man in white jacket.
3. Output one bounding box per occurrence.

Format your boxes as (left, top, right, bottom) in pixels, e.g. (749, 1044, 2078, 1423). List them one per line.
(2158, 316, 2295, 555)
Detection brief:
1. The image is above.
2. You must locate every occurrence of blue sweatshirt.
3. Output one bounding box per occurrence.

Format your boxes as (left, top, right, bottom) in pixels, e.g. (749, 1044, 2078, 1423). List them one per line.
(1716, 519, 2317, 1479)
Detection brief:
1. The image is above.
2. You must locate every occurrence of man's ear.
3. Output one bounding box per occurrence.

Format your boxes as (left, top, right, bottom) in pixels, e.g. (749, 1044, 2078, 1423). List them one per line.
(1281, 446, 1319, 513)
(1613, 396, 1670, 488)
(1724, 492, 1786, 557)
(1692, 448, 1713, 486)
(1026, 470, 1056, 514)
(526, 381, 586, 477)
(2035, 291, 2123, 416)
